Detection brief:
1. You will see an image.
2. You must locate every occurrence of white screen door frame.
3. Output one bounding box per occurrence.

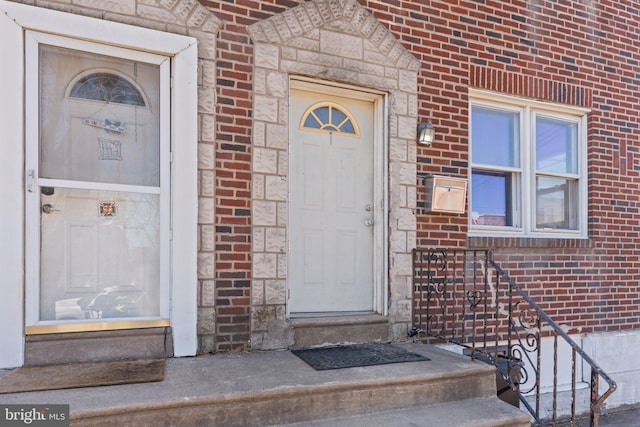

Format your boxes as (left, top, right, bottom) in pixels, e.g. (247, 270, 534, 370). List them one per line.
(24, 31, 171, 330)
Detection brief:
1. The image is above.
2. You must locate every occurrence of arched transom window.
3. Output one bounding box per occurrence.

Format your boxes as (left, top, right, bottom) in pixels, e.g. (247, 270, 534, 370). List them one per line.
(300, 102, 360, 137)
(69, 71, 146, 107)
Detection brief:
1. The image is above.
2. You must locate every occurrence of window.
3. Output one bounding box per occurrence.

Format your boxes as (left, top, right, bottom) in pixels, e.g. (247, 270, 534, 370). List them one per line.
(469, 91, 588, 237)
(300, 102, 360, 136)
(69, 71, 146, 106)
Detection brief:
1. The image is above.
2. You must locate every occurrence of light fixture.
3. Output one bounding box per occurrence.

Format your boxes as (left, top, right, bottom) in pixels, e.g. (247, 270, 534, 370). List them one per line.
(417, 121, 435, 145)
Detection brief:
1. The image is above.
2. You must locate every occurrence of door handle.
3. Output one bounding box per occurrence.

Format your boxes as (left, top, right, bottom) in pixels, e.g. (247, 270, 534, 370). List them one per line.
(42, 204, 61, 214)
(364, 218, 374, 227)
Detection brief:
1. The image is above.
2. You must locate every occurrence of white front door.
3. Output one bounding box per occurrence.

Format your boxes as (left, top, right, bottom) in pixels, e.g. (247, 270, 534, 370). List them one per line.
(25, 33, 170, 329)
(289, 84, 381, 314)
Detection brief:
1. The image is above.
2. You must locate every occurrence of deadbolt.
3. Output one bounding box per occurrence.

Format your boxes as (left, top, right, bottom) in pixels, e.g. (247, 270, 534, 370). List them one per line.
(41, 187, 55, 196)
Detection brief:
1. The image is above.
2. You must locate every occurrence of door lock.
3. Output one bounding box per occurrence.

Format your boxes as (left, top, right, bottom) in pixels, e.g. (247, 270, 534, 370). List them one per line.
(41, 187, 55, 196)
(41, 204, 60, 214)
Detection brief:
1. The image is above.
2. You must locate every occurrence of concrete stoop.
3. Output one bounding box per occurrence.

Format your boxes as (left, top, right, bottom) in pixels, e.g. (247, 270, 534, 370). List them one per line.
(0, 344, 530, 427)
(277, 397, 532, 427)
(290, 314, 390, 349)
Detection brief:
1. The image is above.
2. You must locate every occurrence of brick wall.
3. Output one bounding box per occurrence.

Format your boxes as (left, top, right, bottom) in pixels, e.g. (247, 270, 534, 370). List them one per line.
(199, 1, 261, 352)
(375, 0, 640, 334)
(200, 0, 640, 350)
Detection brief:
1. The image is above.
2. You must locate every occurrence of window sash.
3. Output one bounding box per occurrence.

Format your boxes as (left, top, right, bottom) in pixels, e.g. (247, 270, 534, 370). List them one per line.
(471, 104, 520, 169)
(535, 176, 579, 231)
(471, 170, 516, 227)
(535, 114, 579, 176)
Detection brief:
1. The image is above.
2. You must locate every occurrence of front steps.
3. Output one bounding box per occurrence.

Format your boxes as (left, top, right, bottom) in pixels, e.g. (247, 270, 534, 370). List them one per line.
(278, 397, 531, 426)
(0, 344, 529, 426)
(23, 327, 172, 365)
(289, 313, 390, 349)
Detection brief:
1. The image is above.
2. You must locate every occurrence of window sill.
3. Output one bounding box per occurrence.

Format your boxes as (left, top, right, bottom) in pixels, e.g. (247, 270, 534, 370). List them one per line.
(467, 235, 593, 249)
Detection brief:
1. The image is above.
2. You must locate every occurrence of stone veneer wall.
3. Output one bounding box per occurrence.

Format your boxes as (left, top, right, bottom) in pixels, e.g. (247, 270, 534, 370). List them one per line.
(247, 0, 421, 349)
(10, 0, 222, 353)
(14, 0, 423, 353)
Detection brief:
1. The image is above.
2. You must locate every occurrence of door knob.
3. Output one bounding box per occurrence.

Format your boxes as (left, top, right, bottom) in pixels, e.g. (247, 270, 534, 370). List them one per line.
(42, 204, 60, 214)
(364, 218, 374, 226)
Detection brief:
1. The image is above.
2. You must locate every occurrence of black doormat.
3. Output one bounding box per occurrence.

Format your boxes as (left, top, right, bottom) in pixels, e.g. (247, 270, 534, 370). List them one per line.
(291, 343, 430, 371)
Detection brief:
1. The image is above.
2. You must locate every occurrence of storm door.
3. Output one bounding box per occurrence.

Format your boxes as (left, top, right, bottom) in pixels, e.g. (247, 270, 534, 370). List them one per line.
(25, 32, 171, 331)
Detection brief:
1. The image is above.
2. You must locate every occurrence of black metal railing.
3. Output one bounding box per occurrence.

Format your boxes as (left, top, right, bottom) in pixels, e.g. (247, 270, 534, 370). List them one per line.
(411, 248, 617, 427)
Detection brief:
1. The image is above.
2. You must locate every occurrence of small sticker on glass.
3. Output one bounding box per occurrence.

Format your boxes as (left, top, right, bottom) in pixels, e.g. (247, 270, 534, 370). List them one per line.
(99, 202, 116, 218)
(98, 137, 122, 160)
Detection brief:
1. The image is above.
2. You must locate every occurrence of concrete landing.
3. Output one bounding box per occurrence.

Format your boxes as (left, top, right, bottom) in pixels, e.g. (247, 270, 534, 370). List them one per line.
(0, 343, 530, 426)
(277, 397, 531, 427)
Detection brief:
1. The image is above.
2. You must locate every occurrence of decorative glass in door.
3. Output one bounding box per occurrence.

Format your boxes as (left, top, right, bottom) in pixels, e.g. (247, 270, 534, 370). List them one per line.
(37, 44, 163, 322)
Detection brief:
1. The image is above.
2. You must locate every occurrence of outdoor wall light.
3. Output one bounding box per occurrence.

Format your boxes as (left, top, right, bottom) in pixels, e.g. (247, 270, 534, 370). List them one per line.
(417, 121, 436, 145)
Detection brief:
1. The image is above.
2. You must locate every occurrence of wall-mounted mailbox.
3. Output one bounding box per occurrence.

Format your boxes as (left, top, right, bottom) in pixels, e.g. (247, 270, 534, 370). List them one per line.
(424, 175, 468, 214)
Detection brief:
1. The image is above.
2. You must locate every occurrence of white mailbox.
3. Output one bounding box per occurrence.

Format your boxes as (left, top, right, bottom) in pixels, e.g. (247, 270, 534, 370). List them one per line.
(424, 175, 468, 214)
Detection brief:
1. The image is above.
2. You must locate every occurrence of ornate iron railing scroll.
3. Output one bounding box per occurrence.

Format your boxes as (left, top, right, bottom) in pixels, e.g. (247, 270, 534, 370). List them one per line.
(411, 248, 616, 427)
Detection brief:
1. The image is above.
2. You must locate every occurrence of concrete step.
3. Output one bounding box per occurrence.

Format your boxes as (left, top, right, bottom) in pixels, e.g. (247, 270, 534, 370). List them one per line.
(290, 313, 390, 349)
(24, 327, 172, 365)
(275, 397, 532, 427)
(0, 344, 531, 427)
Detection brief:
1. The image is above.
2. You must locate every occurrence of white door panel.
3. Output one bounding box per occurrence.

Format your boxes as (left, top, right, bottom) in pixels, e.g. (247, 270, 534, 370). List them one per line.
(289, 88, 377, 313)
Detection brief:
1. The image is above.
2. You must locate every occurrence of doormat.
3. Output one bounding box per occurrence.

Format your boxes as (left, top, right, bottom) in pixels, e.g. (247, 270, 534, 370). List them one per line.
(0, 358, 164, 394)
(291, 343, 430, 371)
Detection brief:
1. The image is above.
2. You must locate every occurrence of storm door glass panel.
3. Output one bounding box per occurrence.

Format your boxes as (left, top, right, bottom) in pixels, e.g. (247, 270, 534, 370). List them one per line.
(39, 45, 160, 187)
(40, 189, 160, 320)
(38, 44, 161, 321)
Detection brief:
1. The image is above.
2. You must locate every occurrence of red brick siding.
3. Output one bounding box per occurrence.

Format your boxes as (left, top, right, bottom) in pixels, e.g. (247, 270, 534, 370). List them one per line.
(390, 0, 640, 335)
(202, 1, 255, 351)
(201, 0, 640, 350)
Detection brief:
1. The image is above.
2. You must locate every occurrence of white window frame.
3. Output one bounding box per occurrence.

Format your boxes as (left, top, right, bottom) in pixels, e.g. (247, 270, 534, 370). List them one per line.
(0, 0, 198, 365)
(469, 89, 589, 239)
